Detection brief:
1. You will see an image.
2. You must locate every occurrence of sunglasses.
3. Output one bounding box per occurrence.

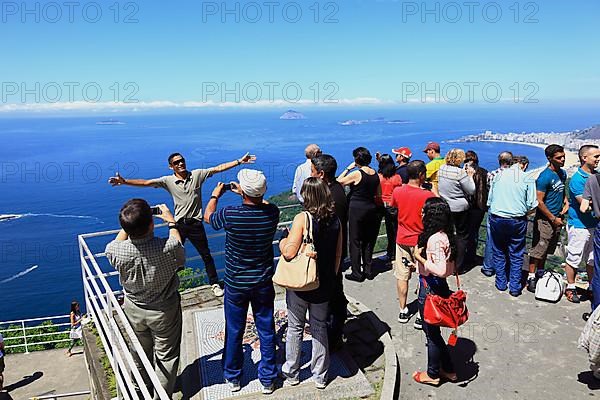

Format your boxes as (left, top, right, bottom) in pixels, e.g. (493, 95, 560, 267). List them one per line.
(172, 158, 185, 166)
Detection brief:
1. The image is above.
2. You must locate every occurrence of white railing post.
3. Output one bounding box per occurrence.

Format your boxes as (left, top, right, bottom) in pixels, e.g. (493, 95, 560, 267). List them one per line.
(22, 320, 29, 353)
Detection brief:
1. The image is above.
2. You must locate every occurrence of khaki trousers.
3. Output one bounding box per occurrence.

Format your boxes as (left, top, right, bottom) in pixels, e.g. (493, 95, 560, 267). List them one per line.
(123, 296, 182, 399)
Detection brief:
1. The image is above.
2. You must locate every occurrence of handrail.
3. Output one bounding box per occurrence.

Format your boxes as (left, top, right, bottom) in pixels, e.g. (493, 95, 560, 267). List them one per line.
(0, 314, 70, 326)
(30, 390, 91, 400)
(79, 235, 169, 400)
(0, 315, 72, 353)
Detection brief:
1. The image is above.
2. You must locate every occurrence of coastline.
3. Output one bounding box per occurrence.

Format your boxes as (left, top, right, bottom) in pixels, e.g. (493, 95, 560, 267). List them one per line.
(474, 139, 579, 168)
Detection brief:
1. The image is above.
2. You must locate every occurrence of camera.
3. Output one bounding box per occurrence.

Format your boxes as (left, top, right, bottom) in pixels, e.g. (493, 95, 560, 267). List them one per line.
(279, 227, 290, 240)
(223, 183, 232, 191)
(151, 206, 162, 215)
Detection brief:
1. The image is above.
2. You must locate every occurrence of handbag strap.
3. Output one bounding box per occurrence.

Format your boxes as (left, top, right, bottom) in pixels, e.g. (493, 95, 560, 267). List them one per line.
(454, 269, 461, 290)
(303, 211, 314, 244)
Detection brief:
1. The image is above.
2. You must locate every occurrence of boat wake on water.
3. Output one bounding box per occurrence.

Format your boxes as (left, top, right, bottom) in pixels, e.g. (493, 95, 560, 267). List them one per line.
(0, 265, 39, 284)
(0, 213, 102, 223)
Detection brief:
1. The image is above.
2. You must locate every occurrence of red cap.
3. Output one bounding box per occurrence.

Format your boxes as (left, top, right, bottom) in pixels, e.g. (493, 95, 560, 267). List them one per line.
(423, 142, 441, 152)
(392, 147, 412, 159)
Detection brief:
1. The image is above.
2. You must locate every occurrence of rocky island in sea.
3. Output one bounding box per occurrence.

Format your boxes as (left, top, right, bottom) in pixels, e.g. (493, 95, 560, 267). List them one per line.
(338, 117, 412, 126)
(279, 110, 306, 120)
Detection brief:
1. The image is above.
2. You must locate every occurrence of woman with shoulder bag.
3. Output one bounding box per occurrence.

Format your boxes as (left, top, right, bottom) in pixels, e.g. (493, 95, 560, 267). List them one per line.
(279, 177, 342, 389)
(412, 198, 458, 386)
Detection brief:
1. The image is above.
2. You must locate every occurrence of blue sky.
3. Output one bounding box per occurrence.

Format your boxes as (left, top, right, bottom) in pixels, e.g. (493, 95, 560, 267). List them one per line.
(0, 0, 599, 110)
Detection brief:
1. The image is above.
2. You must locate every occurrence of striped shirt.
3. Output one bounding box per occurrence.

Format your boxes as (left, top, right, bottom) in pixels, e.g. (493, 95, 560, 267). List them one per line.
(210, 203, 280, 290)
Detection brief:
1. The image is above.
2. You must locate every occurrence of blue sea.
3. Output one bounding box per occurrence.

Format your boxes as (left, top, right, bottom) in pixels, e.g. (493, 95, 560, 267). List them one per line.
(1, 105, 598, 321)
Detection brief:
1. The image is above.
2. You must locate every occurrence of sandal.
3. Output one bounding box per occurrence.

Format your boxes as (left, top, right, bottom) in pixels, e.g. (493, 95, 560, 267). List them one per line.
(412, 371, 440, 386)
(440, 370, 458, 382)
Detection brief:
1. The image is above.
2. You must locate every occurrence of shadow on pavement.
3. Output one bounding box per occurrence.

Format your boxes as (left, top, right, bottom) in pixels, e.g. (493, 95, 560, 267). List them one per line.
(3, 371, 43, 393)
(577, 371, 600, 390)
(448, 338, 479, 386)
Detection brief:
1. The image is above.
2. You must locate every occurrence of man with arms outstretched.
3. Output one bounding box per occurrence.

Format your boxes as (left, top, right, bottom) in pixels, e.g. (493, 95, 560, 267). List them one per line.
(109, 152, 255, 297)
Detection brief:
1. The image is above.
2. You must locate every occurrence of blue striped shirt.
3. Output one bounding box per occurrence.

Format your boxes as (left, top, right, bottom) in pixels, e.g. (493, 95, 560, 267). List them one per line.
(210, 203, 280, 290)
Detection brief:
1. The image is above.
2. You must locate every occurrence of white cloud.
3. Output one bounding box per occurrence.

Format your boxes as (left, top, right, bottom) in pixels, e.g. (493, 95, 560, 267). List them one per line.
(0, 97, 402, 112)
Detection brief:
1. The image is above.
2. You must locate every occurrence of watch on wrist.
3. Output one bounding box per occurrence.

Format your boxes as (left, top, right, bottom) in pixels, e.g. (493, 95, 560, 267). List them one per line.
(168, 222, 177, 228)
(210, 195, 219, 200)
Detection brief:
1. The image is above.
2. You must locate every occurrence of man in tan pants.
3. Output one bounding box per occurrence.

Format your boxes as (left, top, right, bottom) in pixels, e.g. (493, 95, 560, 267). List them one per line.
(106, 200, 185, 399)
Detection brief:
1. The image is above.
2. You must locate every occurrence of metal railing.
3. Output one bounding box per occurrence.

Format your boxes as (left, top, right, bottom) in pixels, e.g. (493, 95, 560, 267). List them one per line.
(30, 390, 91, 400)
(0, 315, 71, 354)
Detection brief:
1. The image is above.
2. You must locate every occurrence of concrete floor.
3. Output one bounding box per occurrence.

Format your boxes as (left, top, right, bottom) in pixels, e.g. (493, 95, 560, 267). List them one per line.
(0, 348, 89, 400)
(344, 260, 597, 399)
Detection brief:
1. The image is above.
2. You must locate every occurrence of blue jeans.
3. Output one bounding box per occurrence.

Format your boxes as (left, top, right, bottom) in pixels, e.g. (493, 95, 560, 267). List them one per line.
(418, 275, 454, 379)
(592, 223, 600, 311)
(223, 283, 277, 386)
(489, 214, 527, 293)
(481, 218, 495, 274)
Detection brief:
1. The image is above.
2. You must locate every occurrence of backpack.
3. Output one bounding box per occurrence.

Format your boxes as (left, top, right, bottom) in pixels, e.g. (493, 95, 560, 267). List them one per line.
(535, 271, 565, 303)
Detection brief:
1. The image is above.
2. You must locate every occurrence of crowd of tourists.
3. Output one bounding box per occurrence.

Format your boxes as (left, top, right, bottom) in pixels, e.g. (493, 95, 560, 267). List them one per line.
(98, 141, 600, 397)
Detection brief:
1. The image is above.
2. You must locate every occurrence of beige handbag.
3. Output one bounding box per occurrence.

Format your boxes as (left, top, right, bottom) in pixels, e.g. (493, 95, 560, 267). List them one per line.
(273, 211, 319, 291)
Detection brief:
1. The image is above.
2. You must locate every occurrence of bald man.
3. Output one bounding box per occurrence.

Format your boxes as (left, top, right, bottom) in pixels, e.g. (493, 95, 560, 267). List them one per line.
(292, 144, 322, 202)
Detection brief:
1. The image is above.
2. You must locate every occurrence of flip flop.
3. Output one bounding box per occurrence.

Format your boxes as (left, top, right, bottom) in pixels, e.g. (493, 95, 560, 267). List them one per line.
(412, 371, 440, 386)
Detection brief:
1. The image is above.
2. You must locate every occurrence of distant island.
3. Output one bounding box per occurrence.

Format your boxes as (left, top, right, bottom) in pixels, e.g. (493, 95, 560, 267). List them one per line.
(338, 118, 412, 126)
(279, 110, 306, 120)
(96, 119, 126, 125)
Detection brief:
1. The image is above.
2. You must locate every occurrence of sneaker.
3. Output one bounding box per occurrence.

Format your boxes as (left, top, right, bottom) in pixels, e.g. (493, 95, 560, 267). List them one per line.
(509, 290, 522, 297)
(398, 312, 410, 323)
(565, 288, 581, 303)
(480, 268, 494, 277)
(281, 372, 300, 386)
(211, 284, 224, 297)
(226, 379, 241, 392)
(345, 272, 365, 283)
(413, 317, 423, 330)
(315, 381, 327, 390)
(262, 384, 275, 395)
(526, 277, 537, 293)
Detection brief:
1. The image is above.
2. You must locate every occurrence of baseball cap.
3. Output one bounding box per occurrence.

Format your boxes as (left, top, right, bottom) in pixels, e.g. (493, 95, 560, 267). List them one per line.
(237, 169, 267, 197)
(392, 147, 412, 159)
(423, 142, 441, 152)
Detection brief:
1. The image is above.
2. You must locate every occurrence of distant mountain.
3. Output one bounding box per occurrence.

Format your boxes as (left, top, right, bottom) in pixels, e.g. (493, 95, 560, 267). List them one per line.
(578, 125, 600, 139)
(279, 110, 306, 120)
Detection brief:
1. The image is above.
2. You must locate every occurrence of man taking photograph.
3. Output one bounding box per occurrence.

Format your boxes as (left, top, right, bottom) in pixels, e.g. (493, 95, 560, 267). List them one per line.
(108, 152, 255, 297)
(105, 200, 185, 399)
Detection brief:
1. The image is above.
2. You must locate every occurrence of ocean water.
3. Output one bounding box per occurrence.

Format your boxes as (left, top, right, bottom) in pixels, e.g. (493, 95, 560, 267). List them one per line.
(1, 105, 598, 321)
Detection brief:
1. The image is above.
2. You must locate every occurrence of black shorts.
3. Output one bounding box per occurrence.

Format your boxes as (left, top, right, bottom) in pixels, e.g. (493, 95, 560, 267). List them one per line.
(0, 356, 5, 374)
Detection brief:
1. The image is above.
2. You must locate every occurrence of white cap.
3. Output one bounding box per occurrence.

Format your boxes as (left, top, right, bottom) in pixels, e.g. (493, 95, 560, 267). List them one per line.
(237, 169, 267, 198)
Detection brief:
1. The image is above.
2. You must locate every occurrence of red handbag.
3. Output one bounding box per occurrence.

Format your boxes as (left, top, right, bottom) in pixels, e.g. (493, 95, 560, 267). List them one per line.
(422, 273, 469, 339)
